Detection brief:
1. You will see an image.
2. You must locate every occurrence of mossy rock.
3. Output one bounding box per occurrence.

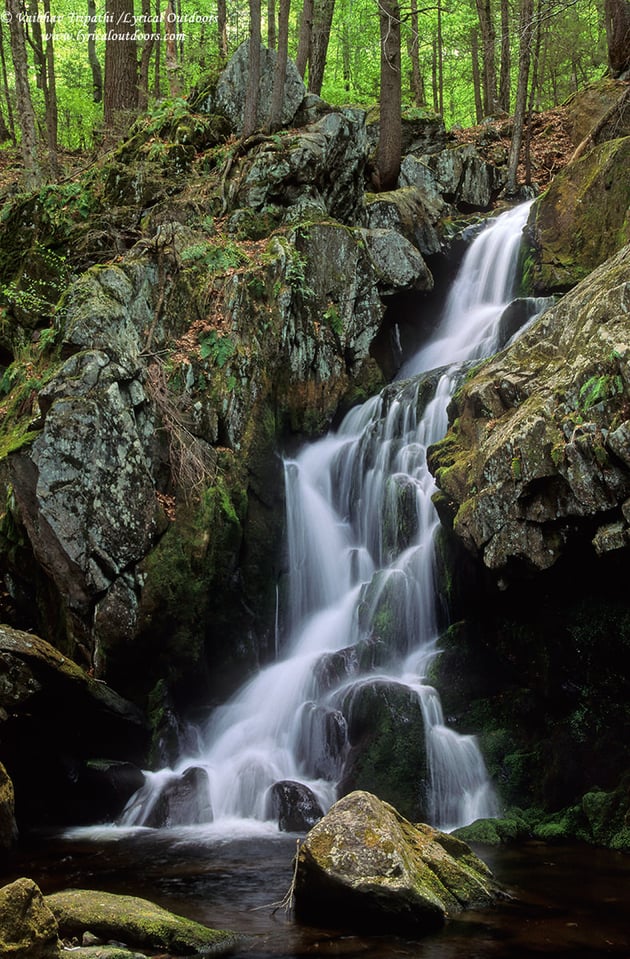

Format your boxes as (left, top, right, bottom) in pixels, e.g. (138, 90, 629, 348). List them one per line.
(453, 813, 531, 846)
(45, 889, 241, 955)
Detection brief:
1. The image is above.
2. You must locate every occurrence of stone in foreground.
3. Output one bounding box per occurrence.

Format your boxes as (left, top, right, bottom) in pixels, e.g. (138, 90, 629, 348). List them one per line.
(0, 878, 60, 958)
(294, 790, 500, 934)
(45, 889, 241, 955)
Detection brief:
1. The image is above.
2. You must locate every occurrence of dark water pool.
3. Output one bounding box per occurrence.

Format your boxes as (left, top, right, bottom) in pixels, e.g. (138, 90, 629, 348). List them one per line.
(6, 825, 630, 957)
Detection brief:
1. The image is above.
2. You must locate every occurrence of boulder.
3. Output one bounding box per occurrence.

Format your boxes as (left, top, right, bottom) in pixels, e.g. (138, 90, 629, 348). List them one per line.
(267, 780, 324, 831)
(360, 228, 433, 294)
(209, 41, 306, 135)
(0, 624, 149, 828)
(338, 680, 428, 822)
(0, 761, 17, 856)
(428, 242, 630, 575)
(399, 143, 506, 211)
(294, 790, 500, 934)
(142, 766, 213, 828)
(527, 135, 630, 293)
(0, 878, 60, 959)
(45, 888, 240, 955)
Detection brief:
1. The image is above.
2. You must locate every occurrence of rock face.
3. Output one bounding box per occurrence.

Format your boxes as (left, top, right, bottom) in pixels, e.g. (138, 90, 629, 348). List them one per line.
(0, 878, 60, 959)
(0, 624, 148, 826)
(0, 760, 17, 856)
(294, 790, 499, 934)
(46, 888, 240, 955)
(428, 242, 630, 575)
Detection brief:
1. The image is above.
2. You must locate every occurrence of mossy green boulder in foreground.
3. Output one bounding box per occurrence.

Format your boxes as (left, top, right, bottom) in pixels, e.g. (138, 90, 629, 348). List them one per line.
(294, 790, 501, 934)
(0, 878, 60, 958)
(45, 888, 241, 955)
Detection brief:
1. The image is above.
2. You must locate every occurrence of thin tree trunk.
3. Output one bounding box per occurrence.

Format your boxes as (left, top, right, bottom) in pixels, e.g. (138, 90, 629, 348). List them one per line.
(87, 0, 103, 103)
(217, 0, 228, 62)
(408, 0, 424, 107)
(242, 0, 262, 137)
(268, 0, 277, 48)
(471, 28, 484, 123)
(431, 38, 438, 112)
(164, 0, 181, 96)
(5, 0, 41, 187)
(42, 0, 58, 176)
(475, 0, 497, 115)
(436, 0, 443, 116)
(375, 0, 402, 190)
(506, 0, 534, 195)
(269, 0, 290, 130)
(296, 0, 313, 77)
(0, 19, 16, 142)
(498, 0, 510, 111)
(138, 0, 155, 109)
(604, 0, 630, 77)
(308, 0, 335, 95)
(154, 0, 162, 97)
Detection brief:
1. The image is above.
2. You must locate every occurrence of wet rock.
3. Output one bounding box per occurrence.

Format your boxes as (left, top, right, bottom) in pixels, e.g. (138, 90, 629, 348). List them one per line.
(338, 680, 428, 822)
(46, 888, 240, 955)
(0, 761, 17, 856)
(143, 766, 213, 827)
(360, 228, 433, 294)
(295, 703, 348, 780)
(428, 242, 630, 575)
(294, 790, 500, 934)
(267, 780, 324, 831)
(0, 878, 61, 959)
(0, 624, 149, 828)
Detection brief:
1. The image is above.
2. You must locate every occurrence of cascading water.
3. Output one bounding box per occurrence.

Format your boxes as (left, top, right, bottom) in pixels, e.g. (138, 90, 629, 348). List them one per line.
(121, 201, 537, 834)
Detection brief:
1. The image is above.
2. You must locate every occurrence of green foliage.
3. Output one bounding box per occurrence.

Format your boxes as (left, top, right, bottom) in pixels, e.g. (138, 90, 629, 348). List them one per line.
(199, 330, 236, 367)
(0, 243, 70, 316)
(578, 373, 623, 412)
(180, 239, 249, 273)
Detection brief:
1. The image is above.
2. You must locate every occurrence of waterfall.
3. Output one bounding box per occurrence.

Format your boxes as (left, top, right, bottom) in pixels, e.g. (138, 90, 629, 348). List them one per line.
(120, 201, 536, 834)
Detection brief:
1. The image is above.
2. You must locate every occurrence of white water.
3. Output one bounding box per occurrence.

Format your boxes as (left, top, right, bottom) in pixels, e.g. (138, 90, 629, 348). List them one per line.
(121, 202, 535, 834)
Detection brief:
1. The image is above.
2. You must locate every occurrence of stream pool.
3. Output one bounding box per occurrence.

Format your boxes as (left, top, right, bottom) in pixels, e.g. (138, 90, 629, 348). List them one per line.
(6, 826, 630, 957)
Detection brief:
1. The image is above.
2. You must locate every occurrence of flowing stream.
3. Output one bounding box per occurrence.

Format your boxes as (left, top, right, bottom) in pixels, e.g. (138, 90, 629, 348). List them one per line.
(121, 201, 537, 835)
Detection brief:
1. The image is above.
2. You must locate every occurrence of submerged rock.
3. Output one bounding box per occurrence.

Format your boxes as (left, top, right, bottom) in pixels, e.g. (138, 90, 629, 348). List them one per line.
(294, 790, 500, 934)
(0, 878, 60, 959)
(45, 888, 241, 955)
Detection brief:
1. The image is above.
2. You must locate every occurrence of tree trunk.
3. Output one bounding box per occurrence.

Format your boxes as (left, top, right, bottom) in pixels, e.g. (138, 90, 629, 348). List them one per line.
(436, 0, 443, 116)
(42, 0, 58, 176)
(87, 0, 103, 102)
(269, 0, 290, 130)
(138, 0, 155, 110)
(475, 0, 497, 115)
(5, 0, 41, 187)
(104, 0, 138, 132)
(604, 0, 630, 76)
(498, 0, 510, 111)
(408, 0, 424, 107)
(217, 0, 228, 62)
(268, 0, 277, 48)
(375, 0, 402, 191)
(471, 29, 484, 123)
(242, 0, 262, 137)
(154, 0, 162, 97)
(308, 0, 335, 95)
(296, 0, 314, 77)
(0, 19, 16, 143)
(506, 0, 534, 195)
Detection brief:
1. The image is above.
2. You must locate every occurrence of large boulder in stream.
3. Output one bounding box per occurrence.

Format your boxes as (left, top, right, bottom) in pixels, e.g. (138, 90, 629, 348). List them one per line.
(0, 878, 61, 959)
(294, 790, 500, 934)
(45, 888, 241, 955)
(428, 241, 630, 576)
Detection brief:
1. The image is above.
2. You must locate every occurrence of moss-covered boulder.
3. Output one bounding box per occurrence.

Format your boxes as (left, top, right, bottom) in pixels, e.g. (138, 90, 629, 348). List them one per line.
(428, 241, 630, 576)
(46, 888, 240, 955)
(526, 135, 630, 293)
(294, 790, 500, 934)
(0, 878, 60, 959)
(0, 760, 17, 856)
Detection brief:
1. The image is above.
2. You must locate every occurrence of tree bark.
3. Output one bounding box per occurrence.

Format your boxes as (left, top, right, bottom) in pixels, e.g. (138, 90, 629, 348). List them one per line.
(375, 0, 402, 190)
(217, 0, 228, 61)
(87, 0, 103, 102)
(0, 18, 16, 142)
(138, 0, 156, 110)
(408, 0, 424, 106)
(269, 0, 291, 130)
(5, 0, 41, 187)
(506, 0, 534, 195)
(42, 0, 58, 176)
(296, 0, 313, 77)
(471, 29, 484, 123)
(604, 0, 630, 76)
(104, 0, 138, 132)
(308, 0, 335, 95)
(164, 0, 181, 96)
(242, 0, 262, 137)
(267, 0, 277, 48)
(475, 0, 497, 115)
(498, 0, 511, 111)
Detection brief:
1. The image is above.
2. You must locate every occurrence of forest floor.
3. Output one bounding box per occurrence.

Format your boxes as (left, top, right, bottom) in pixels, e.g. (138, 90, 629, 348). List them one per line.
(0, 103, 575, 196)
(450, 105, 575, 192)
